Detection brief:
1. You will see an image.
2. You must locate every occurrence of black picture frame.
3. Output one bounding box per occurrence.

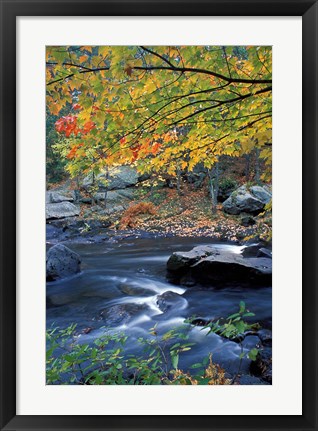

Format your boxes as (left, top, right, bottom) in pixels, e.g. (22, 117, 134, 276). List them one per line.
(0, 1, 317, 430)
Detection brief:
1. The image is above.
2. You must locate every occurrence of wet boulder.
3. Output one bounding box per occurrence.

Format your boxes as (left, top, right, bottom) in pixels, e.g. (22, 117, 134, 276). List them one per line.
(167, 245, 272, 287)
(191, 254, 272, 285)
(241, 243, 272, 259)
(156, 291, 187, 313)
(241, 243, 262, 258)
(167, 245, 219, 272)
(98, 303, 147, 326)
(257, 329, 272, 346)
(257, 248, 272, 259)
(46, 244, 81, 281)
(249, 347, 272, 384)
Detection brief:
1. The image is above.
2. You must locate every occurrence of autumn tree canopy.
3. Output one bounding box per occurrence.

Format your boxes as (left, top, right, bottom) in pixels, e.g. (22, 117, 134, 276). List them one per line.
(46, 45, 272, 181)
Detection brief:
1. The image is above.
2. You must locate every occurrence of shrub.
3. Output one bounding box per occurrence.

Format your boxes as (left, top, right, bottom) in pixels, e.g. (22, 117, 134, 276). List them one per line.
(46, 323, 231, 385)
(46, 303, 259, 385)
(119, 202, 156, 229)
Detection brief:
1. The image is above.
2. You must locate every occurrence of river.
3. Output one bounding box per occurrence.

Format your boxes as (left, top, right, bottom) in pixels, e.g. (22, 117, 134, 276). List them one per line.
(46, 236, 272, 383)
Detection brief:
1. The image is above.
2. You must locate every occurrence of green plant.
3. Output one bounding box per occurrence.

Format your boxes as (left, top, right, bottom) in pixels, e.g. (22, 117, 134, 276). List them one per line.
(46, 323, 230, 385)
(46, 303, 260, 385)
(79, 222, 91, 234)
(219, 177, 237, 192)
(187, 301, 260, 384)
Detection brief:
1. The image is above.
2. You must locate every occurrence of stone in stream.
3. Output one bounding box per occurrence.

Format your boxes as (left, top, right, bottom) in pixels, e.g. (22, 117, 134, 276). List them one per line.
(257, 248, 272, 259)
(191, 255, 271, 285)
(46, 244, 81, 281)
(156, 291, 187, 313)
(167, 245, 220, 272)
(167, 245, 272, 286)
(241, 244, 262, 258)
(257, 329, 272, 346)
(238, 375, 266, 385)
(118, 282, 154, 297)
(241, 243, 272, 259)
(249, 347, 272, 384)
(98, 303, 148, 326)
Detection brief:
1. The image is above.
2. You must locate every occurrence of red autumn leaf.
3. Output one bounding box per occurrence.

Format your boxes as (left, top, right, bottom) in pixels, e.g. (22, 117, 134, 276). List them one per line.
(120, 137, 126, 144)
(72, 103, 81, 110)
(83, 121, 96, 134)
(55, 118, 65, 132)
(151, 142, 161, 155)
(131, 144, 141, 162)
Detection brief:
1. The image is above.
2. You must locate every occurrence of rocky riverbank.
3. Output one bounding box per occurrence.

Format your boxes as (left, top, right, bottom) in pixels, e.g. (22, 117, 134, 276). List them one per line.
(46, 166, 272, 245)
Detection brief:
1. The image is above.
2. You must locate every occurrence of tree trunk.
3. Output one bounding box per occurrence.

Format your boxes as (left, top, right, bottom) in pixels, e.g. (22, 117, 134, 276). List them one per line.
(255, 148, 261, 185)
(74, 177, 81, 203)
(176, 166, 182, 196)
(208, 163, 219, 215)
(91, 172, 96, 205)
(207, 168, 215, 215)
(104, 167, 109, 209)
(245, 154, 251, 180)
(214, 162, 219, 207)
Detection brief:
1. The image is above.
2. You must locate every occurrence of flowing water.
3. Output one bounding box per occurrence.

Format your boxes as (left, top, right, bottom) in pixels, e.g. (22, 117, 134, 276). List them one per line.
(46, 236, 272, 380)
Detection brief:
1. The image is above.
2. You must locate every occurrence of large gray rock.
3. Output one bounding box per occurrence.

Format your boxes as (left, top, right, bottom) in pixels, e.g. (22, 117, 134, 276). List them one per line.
(249, 186, 271, 204)
(46, 202, 80, 219)
(94, 189, 134, 202)
(167, 245, 219, 272)
(223, 185, 271, 215)
(83, 166, 139, 190)
(167, 245, 272, 286)
(46, 244, 81, 281)
(46, 190, 75, 203)
(191, 255, 272, 285)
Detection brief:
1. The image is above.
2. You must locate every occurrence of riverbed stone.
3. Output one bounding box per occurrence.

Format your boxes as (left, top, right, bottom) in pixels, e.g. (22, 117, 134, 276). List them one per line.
(46, 244, 81, 281)
(167, 245, 219, 272)
(98, 303, 148, 326)
(257, 248, 272, 259)
(167, 245, 272, 286)
(249, 347, 272, 383)
(238, 375, 266, 385)
(156, 291, 187, 313)
(257, 329, 272, 346)
(241, 244, 262, 258)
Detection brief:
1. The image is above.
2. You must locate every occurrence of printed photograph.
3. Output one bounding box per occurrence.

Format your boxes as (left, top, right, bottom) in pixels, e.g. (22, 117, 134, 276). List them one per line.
(46, 45, 272, 385)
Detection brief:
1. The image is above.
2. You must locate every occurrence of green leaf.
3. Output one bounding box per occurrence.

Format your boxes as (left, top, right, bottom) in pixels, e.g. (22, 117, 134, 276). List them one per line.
(190, 362, 203, 369)
(239, 301, 246, 314)
(171, 352, 179, 369)
(248, 348, 259, 361)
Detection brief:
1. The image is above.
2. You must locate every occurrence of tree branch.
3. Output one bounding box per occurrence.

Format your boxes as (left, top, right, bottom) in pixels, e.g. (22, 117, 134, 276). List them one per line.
(47, 66, 110, 86)
(132, 65, 272, 85)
